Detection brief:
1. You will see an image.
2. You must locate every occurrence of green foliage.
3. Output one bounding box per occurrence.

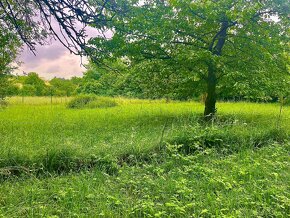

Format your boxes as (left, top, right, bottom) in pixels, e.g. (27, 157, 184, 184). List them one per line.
(77, 80, 102, 95)
(78, 59, 129, 96)
(67, 95, 97, 108)
(86, 98, 118, 109)
(0, 75, 19, 99)
(125, 60, 203, 100)
(67, 95, 118, 109)
(88, 0, 289, 115)
(49, 77, 77, 96)
(218, 72, 290, 102)
(80, 58, 204, 99)
(20, 84, 37, 96)
(10, 73, 79, 97)
(0, 23, 21, 77)
(0, 25, 21, 99)
(23, 72, 47, 96)
(0, 99, 8, 108)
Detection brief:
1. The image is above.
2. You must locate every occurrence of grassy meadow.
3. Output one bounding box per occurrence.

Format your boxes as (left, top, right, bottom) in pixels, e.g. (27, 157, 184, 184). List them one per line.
(0, 97, 289, 217)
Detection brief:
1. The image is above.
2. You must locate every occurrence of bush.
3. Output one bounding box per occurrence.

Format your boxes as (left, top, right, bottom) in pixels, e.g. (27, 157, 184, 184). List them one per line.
(284, 96, 290, 105)
(0, 99, 8, 108)
(67, 95, 117, 109)
(87, 97, 118, 108)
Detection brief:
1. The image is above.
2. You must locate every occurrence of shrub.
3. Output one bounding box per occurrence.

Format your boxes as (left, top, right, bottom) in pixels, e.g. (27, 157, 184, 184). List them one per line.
(67, 95, 96, 108)
(284, 96, 290, 105)
(87, 97, 118, 108)
(67, 95, 117, 109)
(0, 99, 8, 108)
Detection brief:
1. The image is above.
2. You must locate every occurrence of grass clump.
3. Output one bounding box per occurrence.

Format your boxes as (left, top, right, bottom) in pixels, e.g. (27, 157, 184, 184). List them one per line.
(0, 99, 8, 108)
(0, 148, 119, 180)
(167, 125, 289, 155)
(87, 97, 118, 109)
(67, 95, 118, 109)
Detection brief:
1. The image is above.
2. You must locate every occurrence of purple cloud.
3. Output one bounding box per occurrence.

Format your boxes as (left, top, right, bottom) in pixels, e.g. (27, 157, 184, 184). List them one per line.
(14, 17, 112, 80)
(15, 42, 86, 79)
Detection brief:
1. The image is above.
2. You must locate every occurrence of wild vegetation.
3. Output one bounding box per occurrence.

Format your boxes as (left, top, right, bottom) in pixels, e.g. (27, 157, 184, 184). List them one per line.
(2, 71, 290, 106)
(0, 97, 289, 217)
(1, 0, 289, 118)
(67, 95, 118, 109)
(0, 0, 289, 217)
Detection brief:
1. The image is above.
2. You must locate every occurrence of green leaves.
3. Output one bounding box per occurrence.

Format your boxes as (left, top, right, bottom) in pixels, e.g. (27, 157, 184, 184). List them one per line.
(88, 0, 289, 97)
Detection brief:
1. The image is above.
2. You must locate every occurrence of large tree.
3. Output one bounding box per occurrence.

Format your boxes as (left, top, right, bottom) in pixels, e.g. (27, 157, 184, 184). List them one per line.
(88, 0, 289, 119)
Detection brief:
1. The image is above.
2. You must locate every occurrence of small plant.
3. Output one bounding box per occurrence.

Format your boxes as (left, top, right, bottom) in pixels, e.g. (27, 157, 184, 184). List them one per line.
(67, 95, 117, 109)
(0, 99, 8, 108)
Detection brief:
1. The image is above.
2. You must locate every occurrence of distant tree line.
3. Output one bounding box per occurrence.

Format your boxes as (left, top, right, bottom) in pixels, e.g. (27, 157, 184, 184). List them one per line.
(2, 64, 289, 104)
(1, 72, 80, 97)
(79, 59, 290, 103)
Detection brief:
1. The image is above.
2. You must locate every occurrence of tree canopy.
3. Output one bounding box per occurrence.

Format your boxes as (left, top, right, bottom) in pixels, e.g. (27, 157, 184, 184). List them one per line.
(88, 0, 289, 118)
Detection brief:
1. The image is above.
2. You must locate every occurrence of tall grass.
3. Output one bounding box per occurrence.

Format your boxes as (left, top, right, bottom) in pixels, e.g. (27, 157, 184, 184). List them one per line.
(0, 97, 289, 217)
(0, 97, 289, 175)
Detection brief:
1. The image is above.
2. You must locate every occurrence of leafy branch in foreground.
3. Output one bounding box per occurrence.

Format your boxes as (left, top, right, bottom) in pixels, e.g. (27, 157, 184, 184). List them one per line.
(0, 0, 120, 56)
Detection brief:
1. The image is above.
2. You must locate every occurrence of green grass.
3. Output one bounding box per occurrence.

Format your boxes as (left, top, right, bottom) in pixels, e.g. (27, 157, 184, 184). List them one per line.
(0, 97, 204, 169)
(67, 95, 118, 109)
(0, 97, 289, 217)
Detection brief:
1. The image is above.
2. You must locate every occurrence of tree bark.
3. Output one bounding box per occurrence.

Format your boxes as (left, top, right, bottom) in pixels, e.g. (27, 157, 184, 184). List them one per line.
(204, 63, 217, 120)
(204, 20, 228, 120)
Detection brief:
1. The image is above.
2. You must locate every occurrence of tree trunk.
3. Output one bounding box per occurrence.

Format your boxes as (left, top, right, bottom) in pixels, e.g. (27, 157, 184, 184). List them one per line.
(204, 20, 229, 121)
(204, 63, 217, 120)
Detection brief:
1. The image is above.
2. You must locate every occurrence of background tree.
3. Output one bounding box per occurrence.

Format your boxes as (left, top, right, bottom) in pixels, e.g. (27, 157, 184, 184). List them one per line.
(0, 75, 20, 99)
(218, 71, 290, 102)
(123, 60, 203, 100)
(78, 59, 129, 96)
(0, 12, 21, 99)
(88, 0, 289, 119)
(21, 84, 37, 97)
(23, 72, 47, 96)
(49, 78, 76, 96)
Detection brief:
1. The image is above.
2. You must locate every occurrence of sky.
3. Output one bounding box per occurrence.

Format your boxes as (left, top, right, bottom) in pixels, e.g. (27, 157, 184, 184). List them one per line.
(13, 17, 102, 80)
(14, 19, 111, 80)
(15, 40, 87, 80)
